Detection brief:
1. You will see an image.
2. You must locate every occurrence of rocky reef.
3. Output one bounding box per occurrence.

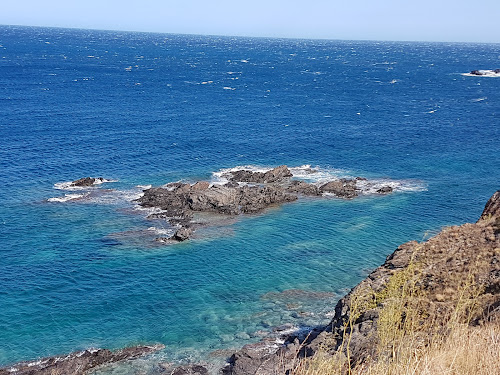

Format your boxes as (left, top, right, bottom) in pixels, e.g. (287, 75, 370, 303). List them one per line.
(0, 344, 164, 375)
(138, 165, 394, 242)
(467, 69, 500, 77)
(223, 190, 500, 375)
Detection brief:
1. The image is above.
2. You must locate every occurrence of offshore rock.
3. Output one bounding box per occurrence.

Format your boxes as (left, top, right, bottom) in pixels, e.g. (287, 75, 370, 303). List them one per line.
(71, 177, 105, 187)
(137, 166, 395, 241)
(222, 191, 500, 374)
(171, 226, 194, 242)
(0, 344, 164, 375)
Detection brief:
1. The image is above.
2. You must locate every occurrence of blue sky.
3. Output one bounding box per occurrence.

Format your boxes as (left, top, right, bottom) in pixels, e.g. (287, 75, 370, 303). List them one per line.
(1, 0, 498, 43)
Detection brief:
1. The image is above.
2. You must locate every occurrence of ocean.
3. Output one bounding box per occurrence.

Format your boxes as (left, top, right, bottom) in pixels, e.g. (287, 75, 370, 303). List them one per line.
(0, 25, 498, 373)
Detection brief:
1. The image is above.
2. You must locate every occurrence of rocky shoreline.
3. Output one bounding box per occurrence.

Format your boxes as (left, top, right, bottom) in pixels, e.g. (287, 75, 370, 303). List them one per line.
(0, 345, 164, 375)
(137, 165, 394, 242)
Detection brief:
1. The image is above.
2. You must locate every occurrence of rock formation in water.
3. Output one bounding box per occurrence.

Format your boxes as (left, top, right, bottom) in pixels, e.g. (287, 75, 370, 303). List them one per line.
(137, 165, 395, 242)
(223, 190, 500, 375)
(70, 177, 106, 187)
(0, 344, 164, 375)
(469, 69, 500, 76)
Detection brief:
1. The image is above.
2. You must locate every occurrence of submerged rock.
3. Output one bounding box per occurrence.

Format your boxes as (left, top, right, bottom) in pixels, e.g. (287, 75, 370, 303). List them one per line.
(0, 344, 164, 375)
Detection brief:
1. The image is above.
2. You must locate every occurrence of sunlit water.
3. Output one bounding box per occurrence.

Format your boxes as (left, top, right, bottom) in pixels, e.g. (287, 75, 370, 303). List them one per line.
(0, 26, 498, 373)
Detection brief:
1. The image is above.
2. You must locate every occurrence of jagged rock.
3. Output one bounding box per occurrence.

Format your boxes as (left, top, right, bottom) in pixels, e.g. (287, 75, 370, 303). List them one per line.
(229, 165, 292, 183)
(320, 179, 358, 198)
(286, 180, 320, 196)
(137, 166, 393, 242)
(480, 190, 500, 221)
(470, 70, 483, 75)
(71, 177, 104, 187)
(188, 186, 240, 214)
(171, 227, 193, 241)
(191, 181, 210, 191)
(0, 345, 164, 375)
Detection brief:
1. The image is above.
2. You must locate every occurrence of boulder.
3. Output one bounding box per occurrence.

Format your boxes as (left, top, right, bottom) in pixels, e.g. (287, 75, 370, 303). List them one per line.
(320, 179, 358, 198)
(376, 186, 393, 194)
(171, 227, 194, 241)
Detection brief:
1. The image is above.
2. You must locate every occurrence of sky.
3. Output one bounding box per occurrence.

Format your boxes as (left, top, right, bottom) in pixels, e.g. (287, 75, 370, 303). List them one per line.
(1, 0, 499, 43)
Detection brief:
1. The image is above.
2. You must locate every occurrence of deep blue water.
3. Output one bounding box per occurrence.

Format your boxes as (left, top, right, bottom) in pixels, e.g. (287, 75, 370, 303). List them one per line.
(0, 25, 499, 373)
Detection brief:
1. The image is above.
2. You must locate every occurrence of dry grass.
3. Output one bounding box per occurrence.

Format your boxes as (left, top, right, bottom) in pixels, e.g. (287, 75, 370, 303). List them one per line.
(356, 322, 500, 375)
(290, 256, 499, 375)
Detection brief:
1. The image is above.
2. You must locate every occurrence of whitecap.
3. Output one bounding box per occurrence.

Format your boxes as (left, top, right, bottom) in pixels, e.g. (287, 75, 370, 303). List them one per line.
(53, 178, 116, 191)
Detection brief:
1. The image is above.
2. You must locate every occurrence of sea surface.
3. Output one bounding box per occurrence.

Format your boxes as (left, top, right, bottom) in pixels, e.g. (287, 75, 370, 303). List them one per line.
(0, 26, 499, 373)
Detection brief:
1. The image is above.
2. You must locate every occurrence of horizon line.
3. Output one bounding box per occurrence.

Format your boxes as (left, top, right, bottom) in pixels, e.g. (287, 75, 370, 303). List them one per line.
(2, 23, 499, 46)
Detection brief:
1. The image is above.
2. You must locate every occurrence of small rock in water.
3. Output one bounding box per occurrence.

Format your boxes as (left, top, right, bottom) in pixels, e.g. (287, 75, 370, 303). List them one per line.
(376, 186, 393, 194)
(71, 177, 104, 187)
(170, 226, 193, 241)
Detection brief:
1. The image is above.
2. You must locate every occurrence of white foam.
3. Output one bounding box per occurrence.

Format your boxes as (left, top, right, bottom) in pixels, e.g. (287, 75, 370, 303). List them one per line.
(136, 184, 152, 190)
(53, 178, 116, 191)
(462, 70, 500, 77)
(471, 97, 487, 102)
(47, 193, 86, 202)
(147, 226, 175, 236)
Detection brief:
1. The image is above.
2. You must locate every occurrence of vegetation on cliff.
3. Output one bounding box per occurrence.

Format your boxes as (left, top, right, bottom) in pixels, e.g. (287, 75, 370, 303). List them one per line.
(289, 191, 500, 375)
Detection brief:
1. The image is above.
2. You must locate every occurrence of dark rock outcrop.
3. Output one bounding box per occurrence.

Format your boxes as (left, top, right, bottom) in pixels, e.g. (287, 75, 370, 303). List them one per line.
(0, 344, 164, 375)
(228, 165, 293, 183)
(171, 226, 194, 241)
(71, 177, 105, 187)
(319, 179, 358, 198)
(138, 166, 395, 241)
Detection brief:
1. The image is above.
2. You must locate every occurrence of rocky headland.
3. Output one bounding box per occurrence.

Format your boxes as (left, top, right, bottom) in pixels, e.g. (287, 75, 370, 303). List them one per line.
(137, 165, 394, 242)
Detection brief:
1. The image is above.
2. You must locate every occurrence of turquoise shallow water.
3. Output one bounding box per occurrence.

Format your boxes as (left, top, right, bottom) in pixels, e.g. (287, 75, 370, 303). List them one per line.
(0, 26, 499, 372)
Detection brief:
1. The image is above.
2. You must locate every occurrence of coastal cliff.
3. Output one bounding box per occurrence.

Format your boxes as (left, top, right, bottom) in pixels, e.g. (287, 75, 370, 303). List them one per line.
(224, 191, 500, 375)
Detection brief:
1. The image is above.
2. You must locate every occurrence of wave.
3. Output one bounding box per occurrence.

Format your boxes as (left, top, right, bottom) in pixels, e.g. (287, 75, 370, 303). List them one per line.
(47, 193, 87, 202)
(212, 164, 426, 194)
(54, 178, 117, 191)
